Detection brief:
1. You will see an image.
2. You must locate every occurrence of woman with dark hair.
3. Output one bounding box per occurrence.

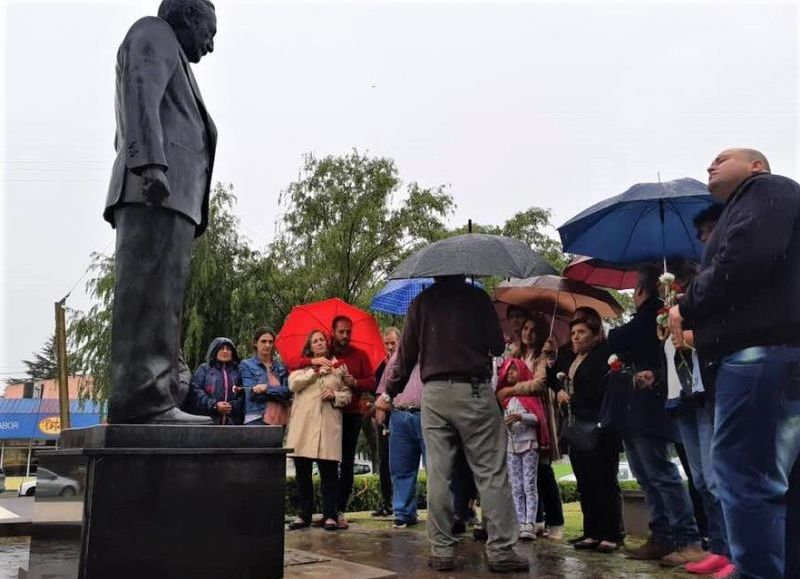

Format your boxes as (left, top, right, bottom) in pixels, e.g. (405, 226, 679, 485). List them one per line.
(497, 314, 565, 539)
(188, 337, 244, 425)
(562, 313, 623, 553)
(286, 330, 351, 531)
(239, 327, 290, 426)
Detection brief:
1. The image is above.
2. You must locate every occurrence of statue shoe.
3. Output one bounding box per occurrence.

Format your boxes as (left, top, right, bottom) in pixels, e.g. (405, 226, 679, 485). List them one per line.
(147, 407, 213, 424)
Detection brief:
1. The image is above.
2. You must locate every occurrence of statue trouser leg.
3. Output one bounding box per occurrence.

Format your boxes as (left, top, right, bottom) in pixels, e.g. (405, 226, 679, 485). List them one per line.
(108, 205, 195, 423)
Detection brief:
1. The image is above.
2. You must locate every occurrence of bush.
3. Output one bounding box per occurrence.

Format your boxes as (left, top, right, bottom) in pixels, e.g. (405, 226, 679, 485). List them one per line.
(285, 473, 428, 515)
(284, 473, 639, 515)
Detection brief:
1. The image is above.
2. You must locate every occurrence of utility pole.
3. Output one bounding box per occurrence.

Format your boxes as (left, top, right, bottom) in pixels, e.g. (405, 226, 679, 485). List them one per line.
(54, 298, 71, 430)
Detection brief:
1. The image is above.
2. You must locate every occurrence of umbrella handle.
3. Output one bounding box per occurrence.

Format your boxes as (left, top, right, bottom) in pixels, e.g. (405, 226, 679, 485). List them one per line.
(548, 289, 559, 340)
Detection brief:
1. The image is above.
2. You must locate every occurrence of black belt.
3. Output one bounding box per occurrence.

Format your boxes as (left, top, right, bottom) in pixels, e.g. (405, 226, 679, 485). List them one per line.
(427, 375, 486, 384)
(394, 405, 420, 413)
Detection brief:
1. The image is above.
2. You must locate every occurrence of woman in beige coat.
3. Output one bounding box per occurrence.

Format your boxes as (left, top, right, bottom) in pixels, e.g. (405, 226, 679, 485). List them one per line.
(287, 330, 352, 531)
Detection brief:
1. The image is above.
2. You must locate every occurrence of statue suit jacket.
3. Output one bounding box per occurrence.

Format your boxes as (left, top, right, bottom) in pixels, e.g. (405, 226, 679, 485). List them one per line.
(104, 16, 217, 237)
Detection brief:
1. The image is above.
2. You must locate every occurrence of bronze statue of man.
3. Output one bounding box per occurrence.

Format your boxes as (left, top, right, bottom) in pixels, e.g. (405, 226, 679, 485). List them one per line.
(103, 0, 217, 423)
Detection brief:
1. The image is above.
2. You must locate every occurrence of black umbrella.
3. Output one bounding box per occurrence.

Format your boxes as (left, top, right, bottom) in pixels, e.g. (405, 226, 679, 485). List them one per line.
(388, 233, 557, 279)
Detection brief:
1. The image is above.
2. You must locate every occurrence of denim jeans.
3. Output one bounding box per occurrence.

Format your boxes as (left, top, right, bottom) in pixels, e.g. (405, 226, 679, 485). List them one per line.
(676, 403, 729, 555)
(712, 346, 800, 579)
(389, 408, 426, 523)
(623, 434, 700, 548)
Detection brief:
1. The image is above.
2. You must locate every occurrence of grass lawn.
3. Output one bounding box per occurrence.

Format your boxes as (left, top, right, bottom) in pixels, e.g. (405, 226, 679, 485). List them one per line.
(551, 462, 573, 479)
(348, 502, 613, 541)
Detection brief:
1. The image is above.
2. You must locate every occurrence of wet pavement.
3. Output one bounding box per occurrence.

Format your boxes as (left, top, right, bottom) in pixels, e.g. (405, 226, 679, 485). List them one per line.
(1, 518, 692, 578)
(285, 521, 689, 579)
(0, 536, 30, 579)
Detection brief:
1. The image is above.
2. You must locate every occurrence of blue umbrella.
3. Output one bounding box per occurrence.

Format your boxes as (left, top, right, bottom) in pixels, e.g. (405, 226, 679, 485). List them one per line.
(370, 278, 482, 315)
(558, 178, 720, 264)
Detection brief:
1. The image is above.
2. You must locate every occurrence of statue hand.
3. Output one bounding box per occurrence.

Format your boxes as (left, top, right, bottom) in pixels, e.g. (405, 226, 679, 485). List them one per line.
(136, 165, 170, 206)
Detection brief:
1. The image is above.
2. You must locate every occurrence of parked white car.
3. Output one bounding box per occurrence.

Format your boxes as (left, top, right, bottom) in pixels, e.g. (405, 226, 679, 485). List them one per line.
(18, 468, 81, 497)
(558, 458, 687, 483)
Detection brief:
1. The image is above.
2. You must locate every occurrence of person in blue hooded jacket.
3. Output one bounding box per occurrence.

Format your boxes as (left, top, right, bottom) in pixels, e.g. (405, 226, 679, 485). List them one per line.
(189, 337, 244, 425)
(239, 327, 290, 425)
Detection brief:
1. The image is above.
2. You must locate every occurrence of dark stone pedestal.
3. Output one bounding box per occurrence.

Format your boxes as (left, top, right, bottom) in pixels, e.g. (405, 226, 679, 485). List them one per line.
(23, 424, 289, 579)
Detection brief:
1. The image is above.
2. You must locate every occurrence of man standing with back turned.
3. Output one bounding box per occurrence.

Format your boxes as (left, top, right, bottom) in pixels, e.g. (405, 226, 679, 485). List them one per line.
(377, 274, 529, 573)
(104, 0, 217, 424)
(670, 148, 800, 579)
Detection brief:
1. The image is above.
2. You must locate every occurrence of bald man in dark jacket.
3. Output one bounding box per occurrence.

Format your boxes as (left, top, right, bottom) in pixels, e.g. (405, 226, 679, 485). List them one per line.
(671, 148, 800, 579)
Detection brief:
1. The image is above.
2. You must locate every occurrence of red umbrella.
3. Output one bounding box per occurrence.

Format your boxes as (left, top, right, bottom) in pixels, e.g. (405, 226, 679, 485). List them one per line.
(275, 298, 385, 371)
(563, 256, 639, 290)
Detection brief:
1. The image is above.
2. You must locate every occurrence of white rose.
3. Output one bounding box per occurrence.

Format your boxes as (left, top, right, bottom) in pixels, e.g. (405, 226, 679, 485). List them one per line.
(659, 272, 676, 285)
(556, 372, 567, 382)
(608, 354, 619, 365)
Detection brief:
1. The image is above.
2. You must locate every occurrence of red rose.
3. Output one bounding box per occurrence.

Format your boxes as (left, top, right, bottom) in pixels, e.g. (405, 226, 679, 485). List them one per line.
(609, 360, 624, 372)
(671, 282, 683, 293)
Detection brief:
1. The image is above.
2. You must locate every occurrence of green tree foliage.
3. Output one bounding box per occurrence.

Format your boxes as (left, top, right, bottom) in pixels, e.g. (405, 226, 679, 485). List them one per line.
(182, 183, 258, 368)
(70, 252, 115, 400)
(20, 335, 81, 380)
(268, 151, 455, 312)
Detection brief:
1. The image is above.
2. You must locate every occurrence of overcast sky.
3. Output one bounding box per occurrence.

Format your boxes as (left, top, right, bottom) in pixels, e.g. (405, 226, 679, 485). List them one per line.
(1, 0, 798, 380)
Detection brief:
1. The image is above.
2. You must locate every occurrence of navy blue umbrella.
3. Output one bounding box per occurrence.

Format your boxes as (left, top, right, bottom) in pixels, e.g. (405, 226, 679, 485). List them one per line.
(558, 178, 719, 264)
(370, 278, 482, 315)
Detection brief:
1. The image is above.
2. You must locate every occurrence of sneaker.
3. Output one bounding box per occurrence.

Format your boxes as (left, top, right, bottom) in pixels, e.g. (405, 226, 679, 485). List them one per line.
(624, 538, 673, 560)
(712, 563, 737, 579)
(473, 527, 488, 542)
(371, 507, 393, 517)
(660, 544, 707, 567)
(393, 519, 418, 529)
(546, 525, 564, 540)
(686, 554, 731, 575)
(336, 512, 350, 529)
(451, 520, 467, 535)
(518, 523, 535, 541)
(487, 551, 530, 573)
(428, 555, 455, 571)
(287, 518, 310, 530)
(310, 515, 324, 527)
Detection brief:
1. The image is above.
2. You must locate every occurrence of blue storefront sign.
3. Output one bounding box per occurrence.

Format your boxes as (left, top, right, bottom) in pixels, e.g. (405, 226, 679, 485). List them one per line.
(0, 399, 104, 439)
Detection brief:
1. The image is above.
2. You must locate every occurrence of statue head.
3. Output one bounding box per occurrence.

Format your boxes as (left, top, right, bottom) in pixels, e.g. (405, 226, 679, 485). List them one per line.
(158, 0, 216, 63)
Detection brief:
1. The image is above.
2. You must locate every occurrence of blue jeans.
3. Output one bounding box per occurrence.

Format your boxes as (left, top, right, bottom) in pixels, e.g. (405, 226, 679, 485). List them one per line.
(676, 403, 729, 555)
(624, 434, 700, 548)
(713, 346, 800, 579)
(389, 408, 426, 523)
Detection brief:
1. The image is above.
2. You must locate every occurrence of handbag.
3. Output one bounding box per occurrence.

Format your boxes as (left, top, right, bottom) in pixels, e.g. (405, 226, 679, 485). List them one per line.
(562, 416, 601, 452)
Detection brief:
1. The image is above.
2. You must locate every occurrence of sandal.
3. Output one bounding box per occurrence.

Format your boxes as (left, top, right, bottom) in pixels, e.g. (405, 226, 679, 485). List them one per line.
(336, 513, 350, 529)
(573, 538, 601, 550)
(597, 541, 619, 553)
(288, 518, 310, 530)
(323, 518, 339, 531)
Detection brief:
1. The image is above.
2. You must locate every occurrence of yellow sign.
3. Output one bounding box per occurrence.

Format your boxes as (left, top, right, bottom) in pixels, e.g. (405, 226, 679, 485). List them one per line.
(38, 416, 62, 435)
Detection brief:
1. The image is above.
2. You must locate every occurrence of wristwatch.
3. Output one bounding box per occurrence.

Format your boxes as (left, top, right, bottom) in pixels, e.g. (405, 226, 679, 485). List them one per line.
(380, 392, 393, 404)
